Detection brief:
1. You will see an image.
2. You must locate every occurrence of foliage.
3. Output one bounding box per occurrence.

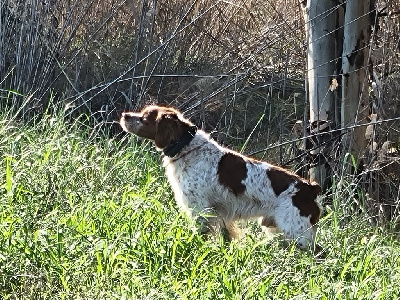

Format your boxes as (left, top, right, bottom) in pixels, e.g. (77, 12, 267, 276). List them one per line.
(1, 108, 400, 299)
(0, 0, 308, 150)
(1, 3, 400, 291)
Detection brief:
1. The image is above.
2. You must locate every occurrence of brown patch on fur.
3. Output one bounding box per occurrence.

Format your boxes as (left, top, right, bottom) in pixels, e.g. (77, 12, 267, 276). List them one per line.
(132, 108, 159, 139)
(154, 112, 190, 149)
(218, 153, 247, 196)
(120, 105, 193, 149)
(267, 166, 321, 225)
(293, 181, 321, 225)
(267, 166, 298, 196)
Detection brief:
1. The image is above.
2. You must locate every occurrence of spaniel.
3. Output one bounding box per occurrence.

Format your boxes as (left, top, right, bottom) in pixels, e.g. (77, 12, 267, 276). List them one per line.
(120, 105, 322, 252)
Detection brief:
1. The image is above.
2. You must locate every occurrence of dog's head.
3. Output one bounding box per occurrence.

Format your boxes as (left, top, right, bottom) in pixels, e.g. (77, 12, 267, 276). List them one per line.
(120, 105, 194, 149)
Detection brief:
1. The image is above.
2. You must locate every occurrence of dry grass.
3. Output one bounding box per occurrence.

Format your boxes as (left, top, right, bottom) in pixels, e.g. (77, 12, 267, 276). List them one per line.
(1, 0, 400, 219)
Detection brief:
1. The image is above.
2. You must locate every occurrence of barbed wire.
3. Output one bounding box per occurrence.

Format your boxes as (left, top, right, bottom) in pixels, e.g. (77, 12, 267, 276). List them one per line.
(248, 116, 400, 157)
(60, 0, 379, 113)
(3, 0, 394, 123)
(63, 0, 224, 116)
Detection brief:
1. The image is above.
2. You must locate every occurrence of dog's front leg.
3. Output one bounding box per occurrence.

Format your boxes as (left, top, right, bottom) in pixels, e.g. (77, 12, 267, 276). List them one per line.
(195, 214, 232, 243)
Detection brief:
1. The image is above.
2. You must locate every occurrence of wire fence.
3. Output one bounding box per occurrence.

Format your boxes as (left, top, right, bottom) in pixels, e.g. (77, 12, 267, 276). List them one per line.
(1, 0, 399, 219)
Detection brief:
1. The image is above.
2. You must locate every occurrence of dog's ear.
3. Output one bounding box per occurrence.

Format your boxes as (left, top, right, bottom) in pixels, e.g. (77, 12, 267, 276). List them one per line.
(155, 112, 181, 149)
(311, 181, 322, 196)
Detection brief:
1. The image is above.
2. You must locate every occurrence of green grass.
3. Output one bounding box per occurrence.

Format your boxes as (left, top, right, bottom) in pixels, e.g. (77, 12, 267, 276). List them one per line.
(0, 111, 399, 299)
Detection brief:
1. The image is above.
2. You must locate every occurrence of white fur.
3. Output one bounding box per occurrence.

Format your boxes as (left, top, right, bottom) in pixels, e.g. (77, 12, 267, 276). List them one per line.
(163, 130, 318, 249)
(120, 107, 321, 251)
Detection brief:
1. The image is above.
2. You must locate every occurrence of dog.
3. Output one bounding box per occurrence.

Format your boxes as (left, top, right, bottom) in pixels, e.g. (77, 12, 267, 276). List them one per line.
(120, 105, 322, 252)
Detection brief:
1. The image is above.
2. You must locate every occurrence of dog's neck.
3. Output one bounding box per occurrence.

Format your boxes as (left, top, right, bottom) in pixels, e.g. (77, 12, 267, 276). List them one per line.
(163, 125, 198, 158)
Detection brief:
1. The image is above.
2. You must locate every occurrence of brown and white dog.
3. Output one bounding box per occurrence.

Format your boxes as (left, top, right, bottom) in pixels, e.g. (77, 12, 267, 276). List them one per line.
(120, 105, 322, 251)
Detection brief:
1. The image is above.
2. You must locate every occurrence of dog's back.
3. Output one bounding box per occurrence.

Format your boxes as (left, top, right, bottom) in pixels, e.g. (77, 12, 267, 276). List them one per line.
(120, 105, 322, 251)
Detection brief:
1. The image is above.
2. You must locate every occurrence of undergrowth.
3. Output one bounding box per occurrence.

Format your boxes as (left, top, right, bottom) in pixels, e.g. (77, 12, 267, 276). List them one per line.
(0, 111, 399, 300)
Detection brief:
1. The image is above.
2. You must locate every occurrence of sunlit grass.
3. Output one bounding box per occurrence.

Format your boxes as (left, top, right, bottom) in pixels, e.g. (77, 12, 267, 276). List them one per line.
(0, 111, 399, 299)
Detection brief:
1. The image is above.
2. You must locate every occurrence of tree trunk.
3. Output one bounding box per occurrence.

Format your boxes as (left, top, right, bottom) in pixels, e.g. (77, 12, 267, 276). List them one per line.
(302, 0, 338, 185)
(341, 0, 372, 164)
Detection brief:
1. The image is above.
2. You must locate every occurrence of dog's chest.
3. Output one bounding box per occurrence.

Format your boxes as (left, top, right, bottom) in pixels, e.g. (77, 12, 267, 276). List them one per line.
(165, 149, 222, 189)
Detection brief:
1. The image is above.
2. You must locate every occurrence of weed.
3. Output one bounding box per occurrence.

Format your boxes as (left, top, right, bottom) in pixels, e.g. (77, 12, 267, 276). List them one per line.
(0, 111, 399, 299)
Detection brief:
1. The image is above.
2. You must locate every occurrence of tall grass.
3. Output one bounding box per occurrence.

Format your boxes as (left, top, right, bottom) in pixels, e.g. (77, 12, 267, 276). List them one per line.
(0, 109, 399, 299)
